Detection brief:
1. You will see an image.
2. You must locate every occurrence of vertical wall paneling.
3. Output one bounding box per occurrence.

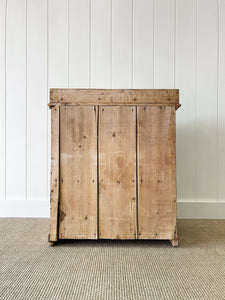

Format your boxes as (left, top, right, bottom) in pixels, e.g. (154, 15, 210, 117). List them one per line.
(48, 0, 68, 87)
(176, 0, 196, 202)
(47, 0, 50, 205)
(218, 0, 225, 201)
(6, 0, 27, 201)
(1, 0, 225, 217)
(0, 0, 6, 201)
(27, 0, 47, 201)
(133, 0, 154, 88)
(90, 0, 111, 88)
(154, 0, 175, 88)
(112, 0, 132, 88)
(69, 0, 90, 88)
(196, 0, 218, 201)
(48, 0, 69, 208)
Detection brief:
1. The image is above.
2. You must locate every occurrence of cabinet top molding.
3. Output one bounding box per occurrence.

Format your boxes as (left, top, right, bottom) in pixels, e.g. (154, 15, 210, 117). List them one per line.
(49, 89, 180, 108)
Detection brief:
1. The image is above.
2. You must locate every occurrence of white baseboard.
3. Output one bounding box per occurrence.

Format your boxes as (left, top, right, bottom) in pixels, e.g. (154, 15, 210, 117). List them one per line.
(177, 201, 225, 219)
(0, 200, 225, 219)
(0, 200, 50, 218)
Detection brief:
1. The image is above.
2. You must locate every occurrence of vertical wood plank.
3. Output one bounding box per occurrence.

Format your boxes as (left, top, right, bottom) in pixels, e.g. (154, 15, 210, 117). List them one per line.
(59, 106, 98, 239)
(176, 0, 196, 202)
(27, 0, 48, 201)
(0, 0, 6, 201)
(6, 0, 26, 201)
(133, 0, 154, 88)
(99, 106, 136, 239)
(69, 0, 90, 88)
(48, 0, 69, 213)
(137, 106, 177, 240)
(154, 0, 175, 88)
(49, 106, 59, 242)
(196, 0, 218, 201)
(90, 0, 111, 88)
(112, 0, 132, 88)
(218, 0, 225, 201)
(48, 0, 68, 88)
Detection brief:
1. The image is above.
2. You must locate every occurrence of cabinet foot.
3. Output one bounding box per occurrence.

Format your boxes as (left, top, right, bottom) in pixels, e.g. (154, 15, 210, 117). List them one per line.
(48, 233, 57, 246)
(170, 239, 178, 247)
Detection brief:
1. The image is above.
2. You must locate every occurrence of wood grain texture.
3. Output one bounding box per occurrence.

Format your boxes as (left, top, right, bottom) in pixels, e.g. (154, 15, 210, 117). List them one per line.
(49, 106, 60, 242)
(59, 106, 98, 239)
(49, 89, 179, 106)
(137, 106, 177, 240)
(99, 106, 136, 239)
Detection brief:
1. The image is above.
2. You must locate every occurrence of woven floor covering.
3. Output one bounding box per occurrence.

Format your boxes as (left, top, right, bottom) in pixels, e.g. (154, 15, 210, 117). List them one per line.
(0, 219, 225, 300)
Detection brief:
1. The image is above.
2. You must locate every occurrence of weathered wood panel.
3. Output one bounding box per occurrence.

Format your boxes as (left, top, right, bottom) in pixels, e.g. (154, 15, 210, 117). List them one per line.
(49, 106, 60, 242)
(99, 106, 136, 239)
(137, 106, 177, 240)
(50, 89, 179, 106)
(59, 106, 98, 239)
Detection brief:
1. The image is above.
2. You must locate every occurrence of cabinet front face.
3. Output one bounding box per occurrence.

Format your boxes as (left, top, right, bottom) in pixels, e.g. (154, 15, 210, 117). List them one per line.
(57, 104, 177, 241)
(98, 106, 137, 239)
(137, 106, 176, 239)
(59, 106, 98, 239)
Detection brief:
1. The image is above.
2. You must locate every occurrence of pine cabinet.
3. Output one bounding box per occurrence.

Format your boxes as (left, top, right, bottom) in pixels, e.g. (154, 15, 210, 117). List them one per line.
(48, 89, 180, 246)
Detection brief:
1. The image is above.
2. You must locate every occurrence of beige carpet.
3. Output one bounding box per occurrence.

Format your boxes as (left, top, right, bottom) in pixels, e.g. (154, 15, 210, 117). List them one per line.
(0, 219, 225, 299)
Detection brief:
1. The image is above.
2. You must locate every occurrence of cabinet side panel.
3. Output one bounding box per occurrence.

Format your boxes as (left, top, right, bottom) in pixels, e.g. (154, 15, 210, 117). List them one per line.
(99, 106, 136, 239)
(49, 106, 60, 242)
(138, 106, 176, 240)
(59, 106, 98, 239)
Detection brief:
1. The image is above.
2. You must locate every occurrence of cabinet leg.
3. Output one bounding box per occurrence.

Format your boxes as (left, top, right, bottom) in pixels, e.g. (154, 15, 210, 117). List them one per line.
(170, 239, 178, 247)
(48, 233, 57, 246)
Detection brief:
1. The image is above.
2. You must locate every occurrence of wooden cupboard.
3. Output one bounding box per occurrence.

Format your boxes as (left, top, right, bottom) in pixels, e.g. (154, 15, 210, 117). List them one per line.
(48, 89, 180, 246)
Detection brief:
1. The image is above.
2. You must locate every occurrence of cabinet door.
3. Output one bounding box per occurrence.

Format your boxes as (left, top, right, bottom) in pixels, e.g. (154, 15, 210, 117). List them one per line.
(137, 106, 176, 240)
(99, 106, 137, 239)
(59, 106, 98, 239)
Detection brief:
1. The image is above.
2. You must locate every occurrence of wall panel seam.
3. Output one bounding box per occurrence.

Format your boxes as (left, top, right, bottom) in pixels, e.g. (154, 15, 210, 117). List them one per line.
(217, 0, 219, 201)
(110, 0, 112, 88)
(68, 0, 70, 87)
(4, 0, 7, 201)
(174, 0, 176, 88)
(195, 0, 198, 203)
(131, 0, 133, 88)
(89, 0, 91, 88)
(47, 0, 49, 203)
(153, 0, 155, 89)
(26, 0, 28, 201)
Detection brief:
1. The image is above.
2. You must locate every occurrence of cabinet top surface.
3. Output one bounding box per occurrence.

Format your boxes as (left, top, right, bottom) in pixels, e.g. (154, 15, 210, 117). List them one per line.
(49, 88, 180, 109)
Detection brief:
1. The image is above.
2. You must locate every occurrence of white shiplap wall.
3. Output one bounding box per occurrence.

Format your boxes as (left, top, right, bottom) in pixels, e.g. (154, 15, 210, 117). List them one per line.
(0, 0, 225, 218)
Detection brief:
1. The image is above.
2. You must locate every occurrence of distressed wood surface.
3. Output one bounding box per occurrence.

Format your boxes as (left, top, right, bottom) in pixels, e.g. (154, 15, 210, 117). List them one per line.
(59, 106, 98, 239)
(137, 106, 177, 240)
(49, 89, 180, 245)
(49, 89, 179, 106)
(49, 106, 60, 242)
(98, 106, 137, 239)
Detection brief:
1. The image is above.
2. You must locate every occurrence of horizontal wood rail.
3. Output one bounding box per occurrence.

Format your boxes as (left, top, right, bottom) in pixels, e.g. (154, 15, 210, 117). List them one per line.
(49, 89, 180, 109)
